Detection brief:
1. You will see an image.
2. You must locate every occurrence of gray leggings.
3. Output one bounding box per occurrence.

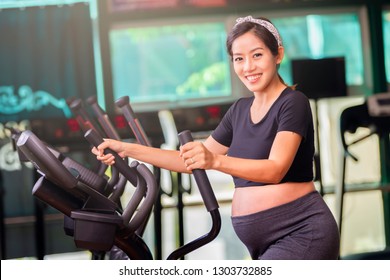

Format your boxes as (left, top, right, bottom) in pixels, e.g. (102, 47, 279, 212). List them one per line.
(231, 191, 340, 260)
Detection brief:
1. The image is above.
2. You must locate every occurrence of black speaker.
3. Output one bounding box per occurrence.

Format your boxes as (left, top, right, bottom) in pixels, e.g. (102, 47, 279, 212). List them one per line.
(292, 57, 347, 100)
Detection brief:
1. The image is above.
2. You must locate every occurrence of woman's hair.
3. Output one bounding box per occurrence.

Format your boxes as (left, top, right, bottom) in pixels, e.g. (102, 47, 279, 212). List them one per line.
(226, 17, 279, 57)
(226, 16, 294, 89)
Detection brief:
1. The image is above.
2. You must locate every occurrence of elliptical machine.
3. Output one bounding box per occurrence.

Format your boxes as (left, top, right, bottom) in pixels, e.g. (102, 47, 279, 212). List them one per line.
(11, 98, 221, 259)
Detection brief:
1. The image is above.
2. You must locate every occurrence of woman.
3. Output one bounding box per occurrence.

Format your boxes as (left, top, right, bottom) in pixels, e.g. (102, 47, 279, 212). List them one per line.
(92, 15, 340, 259)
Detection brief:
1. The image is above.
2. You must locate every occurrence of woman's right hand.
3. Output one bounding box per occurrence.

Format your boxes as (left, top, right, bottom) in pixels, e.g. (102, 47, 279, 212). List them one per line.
(91, 139, 127, 166)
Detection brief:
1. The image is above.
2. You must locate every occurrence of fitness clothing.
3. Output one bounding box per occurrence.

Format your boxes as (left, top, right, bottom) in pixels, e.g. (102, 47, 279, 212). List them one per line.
(212, 87, 314, 187)
(231, 191, 340, 260)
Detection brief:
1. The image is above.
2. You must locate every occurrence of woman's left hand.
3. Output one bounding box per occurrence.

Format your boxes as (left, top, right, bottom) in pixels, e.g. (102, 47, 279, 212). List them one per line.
(179, 141, 215, 171)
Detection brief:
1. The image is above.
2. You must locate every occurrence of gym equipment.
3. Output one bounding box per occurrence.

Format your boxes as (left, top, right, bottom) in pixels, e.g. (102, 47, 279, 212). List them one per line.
(115, 96, 221, 259)
(68, 96, 163, 258)
(84, 129, 159, 235)
(115, 96, 173, 259)
(67, 96, 151, 259)
(157, 109, 189, 258)
(13, 128, 156, 259)
(115, 96, 151, 147)
(167, 130, 221, 260)
(337, 92, 390, 259)
(66, 98, 110, 178)
(12, 122, 221, 260)
(113, 96, 155, 236)
(87, 96, 121, 141)
(67, 97, 129, 204)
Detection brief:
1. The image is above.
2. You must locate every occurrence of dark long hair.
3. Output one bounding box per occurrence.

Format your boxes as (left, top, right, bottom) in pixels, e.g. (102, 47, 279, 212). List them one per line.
(226, 17, 293, 88)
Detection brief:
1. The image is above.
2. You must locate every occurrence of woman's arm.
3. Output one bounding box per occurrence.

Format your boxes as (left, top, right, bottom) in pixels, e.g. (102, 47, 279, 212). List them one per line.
(92, 139, 188, 173)
(92, 135, 229, 174)
(181, 131, 302, 184)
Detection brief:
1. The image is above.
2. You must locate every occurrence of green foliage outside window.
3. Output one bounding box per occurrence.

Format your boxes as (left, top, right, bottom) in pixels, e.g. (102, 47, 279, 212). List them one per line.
(110, 22, 231, 104)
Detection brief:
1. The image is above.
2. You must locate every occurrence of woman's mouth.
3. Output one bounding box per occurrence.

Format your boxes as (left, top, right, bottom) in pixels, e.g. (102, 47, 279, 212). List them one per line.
(246, 74, 261, 83)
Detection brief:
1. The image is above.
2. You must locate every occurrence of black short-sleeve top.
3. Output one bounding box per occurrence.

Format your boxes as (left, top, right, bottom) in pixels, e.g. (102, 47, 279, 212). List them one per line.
(211, 87, 315, 187)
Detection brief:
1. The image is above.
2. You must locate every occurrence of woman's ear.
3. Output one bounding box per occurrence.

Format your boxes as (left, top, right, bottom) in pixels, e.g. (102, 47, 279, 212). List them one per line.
(276, 46, 284, 64)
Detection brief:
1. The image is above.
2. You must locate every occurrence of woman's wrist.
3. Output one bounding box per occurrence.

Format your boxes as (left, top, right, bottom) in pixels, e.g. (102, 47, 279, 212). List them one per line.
(212, 153, 221, 170)
(121, 142, 132, 158)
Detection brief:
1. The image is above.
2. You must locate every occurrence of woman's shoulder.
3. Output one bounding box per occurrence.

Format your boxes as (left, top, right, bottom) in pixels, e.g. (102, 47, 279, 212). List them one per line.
(282, 87, 307, 98)
(279, 87, 310, 104)
(228, 96, 254, 112)
(236, 95, 254, 103)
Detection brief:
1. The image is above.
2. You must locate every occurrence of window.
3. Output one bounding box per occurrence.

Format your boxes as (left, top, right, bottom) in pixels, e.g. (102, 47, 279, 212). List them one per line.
(272, 13, 364, 91)
(383, 9, 390, 84)
(109, 21, 231, 107)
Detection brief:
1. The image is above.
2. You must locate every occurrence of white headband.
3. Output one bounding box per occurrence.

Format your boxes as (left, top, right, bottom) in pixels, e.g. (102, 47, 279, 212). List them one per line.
(234, 16, 282, 47)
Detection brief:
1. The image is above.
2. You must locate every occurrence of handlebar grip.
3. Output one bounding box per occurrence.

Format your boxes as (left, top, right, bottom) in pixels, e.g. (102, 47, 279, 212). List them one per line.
(115, 96, 151, 146)
(86, 96, 121, 140)
(17, 130, 78, 189)
(178, 130, 219, 212)
(84, 129, 138, 186)
(86, 96, 102, 113)
(68, 98, 98, 133)
(115, 96, 136, 119)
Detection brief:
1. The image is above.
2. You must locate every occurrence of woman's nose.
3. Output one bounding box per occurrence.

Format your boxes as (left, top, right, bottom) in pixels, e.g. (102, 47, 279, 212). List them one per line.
(243, 58, 255, 72)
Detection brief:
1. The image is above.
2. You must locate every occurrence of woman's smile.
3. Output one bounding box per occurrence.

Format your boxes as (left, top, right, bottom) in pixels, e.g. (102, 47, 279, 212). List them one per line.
(246, 74, 261, 83)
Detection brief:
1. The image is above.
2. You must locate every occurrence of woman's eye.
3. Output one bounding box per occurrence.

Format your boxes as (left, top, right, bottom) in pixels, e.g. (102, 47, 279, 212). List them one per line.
(234, 57, 243, 62)
(254, 53, 262, 58)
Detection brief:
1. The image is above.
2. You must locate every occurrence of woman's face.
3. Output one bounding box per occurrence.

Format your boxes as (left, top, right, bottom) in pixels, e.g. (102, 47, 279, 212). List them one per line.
(231, 31, 282, 94)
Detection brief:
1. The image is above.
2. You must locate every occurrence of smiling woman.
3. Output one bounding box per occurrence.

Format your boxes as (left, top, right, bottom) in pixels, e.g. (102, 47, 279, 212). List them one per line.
(92, 15, 340, 260)
(213, 16, 340, 260)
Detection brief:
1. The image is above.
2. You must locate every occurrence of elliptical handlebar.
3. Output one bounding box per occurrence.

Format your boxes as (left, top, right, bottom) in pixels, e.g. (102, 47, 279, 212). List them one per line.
(125, 162, 159, 233)
(86, 96, 121, 140)
(115, 96, 151, 147)
(67, 98, 100, 134)
(84, 128, 158, 234)
(85, 95, 127, 200)
(167, 130, 221, 260)
(15, 130, 118, 217)
(84, 129, 138, 187)
(67, 98, 108, 177)
(178, 130, 219, 212)
(17, 130, 78, 189)
(115, 95, 165, 237)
